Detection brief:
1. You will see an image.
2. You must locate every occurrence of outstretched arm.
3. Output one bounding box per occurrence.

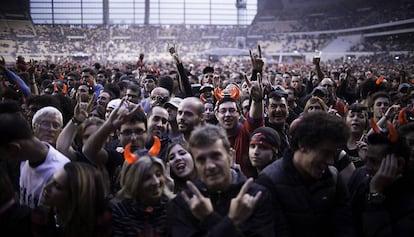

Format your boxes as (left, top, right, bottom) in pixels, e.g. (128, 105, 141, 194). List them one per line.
(169, 44, 193, 97)
(247, 45, 264, 121)
(0, 56, 31, 97)
(57, 93, 95, 160)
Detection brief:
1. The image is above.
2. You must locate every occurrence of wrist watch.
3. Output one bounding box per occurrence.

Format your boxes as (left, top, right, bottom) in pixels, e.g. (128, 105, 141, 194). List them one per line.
(367, 192, 386, 204)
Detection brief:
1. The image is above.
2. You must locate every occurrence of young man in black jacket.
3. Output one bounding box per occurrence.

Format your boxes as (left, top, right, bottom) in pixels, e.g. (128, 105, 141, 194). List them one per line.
(256, 112, 356, 237)
(168, 124, 274, 237)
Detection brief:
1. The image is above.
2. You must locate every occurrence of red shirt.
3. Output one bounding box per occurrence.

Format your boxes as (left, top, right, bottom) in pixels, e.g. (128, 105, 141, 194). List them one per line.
(228, 113, 264, 177)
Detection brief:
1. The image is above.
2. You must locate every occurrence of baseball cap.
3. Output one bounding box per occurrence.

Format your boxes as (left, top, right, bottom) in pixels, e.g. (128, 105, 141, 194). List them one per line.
(164, 97, 183, 109)
(312, 86, 328, 97)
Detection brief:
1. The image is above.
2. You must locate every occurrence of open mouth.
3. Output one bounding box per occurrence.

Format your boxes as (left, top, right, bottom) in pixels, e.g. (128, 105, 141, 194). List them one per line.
(175, 163, 186, 172)
(351, 123, 360, 129)
(178, 123, 187, 129)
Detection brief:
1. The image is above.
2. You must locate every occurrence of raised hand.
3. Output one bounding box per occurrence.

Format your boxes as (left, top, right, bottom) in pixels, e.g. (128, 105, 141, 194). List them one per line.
(249, 45, 264, 71)
(27, 59, 36, 75)
(228, 178, 262, 226)
(384, 104, 401, 121)
(245, 73, 263, 102)
(369, 154, 402, 193)
(168, 44, 181, 64)
(356, 138, 368, 161)
(168, 43, 177, 55)
(181, 181, 214, 221)
(107, 98, 141, 130)
(74, 92, 95, 123)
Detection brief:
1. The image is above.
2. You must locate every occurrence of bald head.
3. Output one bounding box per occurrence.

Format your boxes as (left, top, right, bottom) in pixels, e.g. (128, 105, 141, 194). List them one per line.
(150, 87, 170, 108)
(177, 97, 205, 137)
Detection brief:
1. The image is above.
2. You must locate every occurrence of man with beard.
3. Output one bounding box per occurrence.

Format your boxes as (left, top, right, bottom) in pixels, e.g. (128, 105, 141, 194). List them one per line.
(147, 106, 170, 159)
(176, 97, 205, 142)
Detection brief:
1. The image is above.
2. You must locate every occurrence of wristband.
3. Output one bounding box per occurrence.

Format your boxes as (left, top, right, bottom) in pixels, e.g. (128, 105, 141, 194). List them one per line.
(71, 117, 82, 126)
(367, 192, 385, 204)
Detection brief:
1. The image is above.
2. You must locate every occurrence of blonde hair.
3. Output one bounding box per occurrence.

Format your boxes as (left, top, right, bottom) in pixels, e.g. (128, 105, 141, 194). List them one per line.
(62, 162, 107, 237)
(304, 97, 327, 114)
(117, 155, 174, 201)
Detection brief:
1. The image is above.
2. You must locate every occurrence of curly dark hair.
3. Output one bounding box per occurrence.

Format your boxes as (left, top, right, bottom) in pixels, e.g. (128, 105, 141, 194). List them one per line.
(290, 112, 350, 151)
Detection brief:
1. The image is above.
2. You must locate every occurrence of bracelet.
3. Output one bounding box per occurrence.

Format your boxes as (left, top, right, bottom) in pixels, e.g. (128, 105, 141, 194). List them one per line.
(71, 117, 82, 126)
(367, 192, 386, 204)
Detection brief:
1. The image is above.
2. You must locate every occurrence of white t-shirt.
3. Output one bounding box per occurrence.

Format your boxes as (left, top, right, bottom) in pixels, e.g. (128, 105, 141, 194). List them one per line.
(20, 143, 70, 208)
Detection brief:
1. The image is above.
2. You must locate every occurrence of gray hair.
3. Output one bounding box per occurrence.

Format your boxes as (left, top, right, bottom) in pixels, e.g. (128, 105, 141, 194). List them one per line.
(32, 106, 63, 127)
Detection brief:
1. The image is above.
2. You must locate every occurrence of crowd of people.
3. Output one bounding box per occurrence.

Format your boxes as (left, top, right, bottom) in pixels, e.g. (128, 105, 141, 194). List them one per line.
(1, 40, 414, 236)
(258, 0, 414, 32)
(1, 0, 413, 63)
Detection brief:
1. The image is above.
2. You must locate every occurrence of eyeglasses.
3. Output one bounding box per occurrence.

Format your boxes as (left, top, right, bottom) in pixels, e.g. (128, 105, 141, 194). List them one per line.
(35, 121, 62, 130)
(204, 74, 214, 79)
(218, 108, 238, 115)
(120, 129, 146, 137)
(321, 84, 333, 88)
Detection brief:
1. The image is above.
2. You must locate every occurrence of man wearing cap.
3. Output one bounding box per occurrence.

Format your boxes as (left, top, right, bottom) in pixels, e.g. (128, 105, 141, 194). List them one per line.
(311, 86, 329, 105)
(249, 127, 281, 177)
(164, 97, 183, 142)
(257, 112, 355, 237)
(199, 84, 214, 102)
